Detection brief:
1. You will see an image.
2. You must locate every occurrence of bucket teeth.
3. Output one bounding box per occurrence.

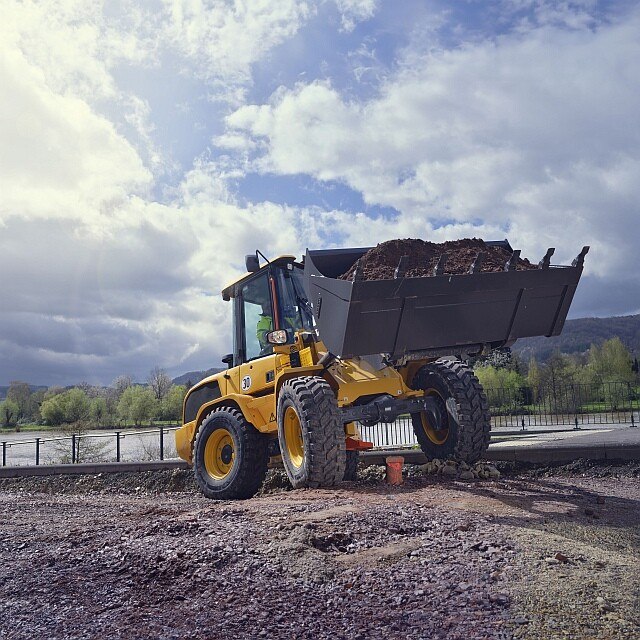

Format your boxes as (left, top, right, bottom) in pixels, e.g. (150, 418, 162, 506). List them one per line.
(394, 255, 410, 279)
(469, 251, 485, 274)
(539, 247, 555, 269)
(433, 253, 448, 276)
(352, 258, 364, 282)
(504, 249, 521, 272)
(572, 246, 590, 268)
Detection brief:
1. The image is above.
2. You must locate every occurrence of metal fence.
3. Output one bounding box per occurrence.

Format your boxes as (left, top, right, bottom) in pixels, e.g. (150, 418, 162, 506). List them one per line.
(1, 426, 179, 467)
(358, 381, 638, 448)
(1, 381, 638, 466)
(485, 380, 639, 428)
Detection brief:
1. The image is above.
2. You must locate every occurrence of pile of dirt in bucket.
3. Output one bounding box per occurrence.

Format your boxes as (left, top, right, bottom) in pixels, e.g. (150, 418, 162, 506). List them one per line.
(339, 238, 536, 281)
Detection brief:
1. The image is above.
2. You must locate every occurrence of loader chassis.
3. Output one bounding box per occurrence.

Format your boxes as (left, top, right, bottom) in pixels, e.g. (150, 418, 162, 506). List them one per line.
(176, 243, 587, 499)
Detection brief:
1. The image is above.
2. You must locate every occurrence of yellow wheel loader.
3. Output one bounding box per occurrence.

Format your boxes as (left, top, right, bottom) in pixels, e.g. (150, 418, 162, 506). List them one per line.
(175, 242, 588, 499)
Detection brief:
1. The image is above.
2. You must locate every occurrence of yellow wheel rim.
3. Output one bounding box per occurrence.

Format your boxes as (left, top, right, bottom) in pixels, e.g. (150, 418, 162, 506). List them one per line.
(203, 428, 235, 480)
(420, 390, 449, 445)
(283, 406, 304, 469)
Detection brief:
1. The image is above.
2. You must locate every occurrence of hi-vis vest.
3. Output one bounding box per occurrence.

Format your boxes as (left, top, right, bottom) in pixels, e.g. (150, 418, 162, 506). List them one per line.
(256, 314, 272, 348)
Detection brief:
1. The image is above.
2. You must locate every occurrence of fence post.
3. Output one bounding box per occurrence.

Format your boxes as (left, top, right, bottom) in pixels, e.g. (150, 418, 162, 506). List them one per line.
(116, 432, 121, 462)
(2, 441, 6, 467)
(71, 434, 76, 464)
(159, 426, 164, 461)
(35, 438, 40, 466)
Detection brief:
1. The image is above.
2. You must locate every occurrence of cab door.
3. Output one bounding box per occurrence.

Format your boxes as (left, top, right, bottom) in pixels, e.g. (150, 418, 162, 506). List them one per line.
(236, 269, 278, 396)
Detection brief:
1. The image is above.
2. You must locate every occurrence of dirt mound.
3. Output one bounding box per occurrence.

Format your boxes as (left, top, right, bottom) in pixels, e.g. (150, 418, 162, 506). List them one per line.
(339, 238, 536, 281)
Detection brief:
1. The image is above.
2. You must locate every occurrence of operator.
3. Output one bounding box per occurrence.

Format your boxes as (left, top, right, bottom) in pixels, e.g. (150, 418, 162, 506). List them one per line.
(256, 302, 273, 352)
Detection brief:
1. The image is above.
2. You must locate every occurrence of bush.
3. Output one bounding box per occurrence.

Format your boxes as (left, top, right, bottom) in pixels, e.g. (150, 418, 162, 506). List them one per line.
(475, 365, 525, 411)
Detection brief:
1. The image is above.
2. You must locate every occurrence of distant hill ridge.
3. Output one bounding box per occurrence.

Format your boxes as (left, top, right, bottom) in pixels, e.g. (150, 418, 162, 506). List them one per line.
(172, 368, 224, 387)
(513, 314, 640, 362)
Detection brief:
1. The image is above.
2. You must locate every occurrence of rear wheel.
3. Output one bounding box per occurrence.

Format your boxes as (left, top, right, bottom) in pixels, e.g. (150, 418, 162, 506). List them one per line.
(277, 377, 346, 489)
(343, 450, 359, 481)
(193, 407, 269, 499)
(410, 358, 490, 463)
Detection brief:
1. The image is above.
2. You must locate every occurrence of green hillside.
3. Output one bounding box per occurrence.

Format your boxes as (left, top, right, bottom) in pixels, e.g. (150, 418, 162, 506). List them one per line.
(513, 314, 640, 362)
(172, 368, 223, 387)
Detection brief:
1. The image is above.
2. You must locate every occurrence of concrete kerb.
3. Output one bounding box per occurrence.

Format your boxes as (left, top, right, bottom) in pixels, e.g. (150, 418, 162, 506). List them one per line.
(0, 460, 189, 479)
(362, 444, 640, 466)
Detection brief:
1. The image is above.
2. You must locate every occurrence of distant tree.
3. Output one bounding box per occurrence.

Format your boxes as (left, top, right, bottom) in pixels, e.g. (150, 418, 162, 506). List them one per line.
(30, 389, 46, 423)
(40, 388, 91, 426)
(44, 386, 65, 400)
(90, 397, 108, 427)
(1, 399, 19, 428)
(112, 375, 133, 398)
(161, 385, 187, 422)
(40, 395, 66, 426)
(537, 352, 581, 413)
(588, 337, 635, 384)
(475, 365, 525, 408)
(148, 367, 172, 401)
(527, 357, 541, 399)
(64, 388, 91, 422)
(7, 381, 32, 421)
(77, 381, 92, 396)
(117, 386, 157, 427)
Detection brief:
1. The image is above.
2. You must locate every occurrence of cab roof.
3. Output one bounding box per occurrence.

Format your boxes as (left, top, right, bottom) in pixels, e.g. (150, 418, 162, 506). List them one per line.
(221, 255, 299, 300)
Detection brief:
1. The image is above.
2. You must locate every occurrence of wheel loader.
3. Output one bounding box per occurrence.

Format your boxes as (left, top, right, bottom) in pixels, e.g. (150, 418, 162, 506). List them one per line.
(175, 241, 588, 499)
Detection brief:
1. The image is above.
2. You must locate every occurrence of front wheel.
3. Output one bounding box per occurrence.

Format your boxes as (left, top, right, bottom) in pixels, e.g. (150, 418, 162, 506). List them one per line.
(193, 407, 269, 499)
(277, 377, 346, 489)
(410, 358, 490, 463)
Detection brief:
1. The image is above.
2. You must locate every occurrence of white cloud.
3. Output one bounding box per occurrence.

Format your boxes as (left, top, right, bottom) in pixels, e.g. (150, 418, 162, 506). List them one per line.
(160, 0, 314, 99)
(0, 46, 152, 226)
(0, 0, 327, 383)
(0, 0, 155, 100)
(227, 12, 640, 273)
(335, 0, 378, 31)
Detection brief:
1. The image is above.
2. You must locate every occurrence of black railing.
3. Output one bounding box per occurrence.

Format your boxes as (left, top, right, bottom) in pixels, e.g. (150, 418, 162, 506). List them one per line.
(358, 381, 638, 448)
(1, 426, 179, 467)
(1, 382, 637, 466)
(484, 381, 639, 428)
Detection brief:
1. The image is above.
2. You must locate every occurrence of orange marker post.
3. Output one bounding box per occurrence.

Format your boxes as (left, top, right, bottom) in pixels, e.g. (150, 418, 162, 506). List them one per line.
(385, 456, 405, 485)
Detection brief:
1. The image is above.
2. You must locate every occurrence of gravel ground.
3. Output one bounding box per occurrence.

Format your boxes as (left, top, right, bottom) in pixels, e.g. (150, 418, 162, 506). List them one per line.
(0, 463, 638, 640)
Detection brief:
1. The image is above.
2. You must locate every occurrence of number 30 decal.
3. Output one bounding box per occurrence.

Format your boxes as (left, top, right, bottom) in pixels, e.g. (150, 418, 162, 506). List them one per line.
(241, 375, 252, 391)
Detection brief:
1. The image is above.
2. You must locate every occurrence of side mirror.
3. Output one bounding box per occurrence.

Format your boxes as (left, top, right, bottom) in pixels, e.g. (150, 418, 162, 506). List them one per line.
(245, 254, 260, 272)
(221, 353, 234, 369)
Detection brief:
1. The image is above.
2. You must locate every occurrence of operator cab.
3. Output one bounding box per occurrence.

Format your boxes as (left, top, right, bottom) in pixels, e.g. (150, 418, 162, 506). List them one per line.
(221, 255, 314, 367)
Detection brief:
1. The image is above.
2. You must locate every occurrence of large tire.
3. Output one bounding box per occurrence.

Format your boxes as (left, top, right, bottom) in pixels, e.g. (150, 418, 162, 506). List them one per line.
(410, 358, 490, 463)
(343, 450, 359, 481)
(193, 407, 269, 500)
(277, 377, 346, 489)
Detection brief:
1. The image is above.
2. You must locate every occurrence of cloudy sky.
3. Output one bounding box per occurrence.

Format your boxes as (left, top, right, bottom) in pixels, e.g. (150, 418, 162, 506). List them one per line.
(1, 0, 639, 386)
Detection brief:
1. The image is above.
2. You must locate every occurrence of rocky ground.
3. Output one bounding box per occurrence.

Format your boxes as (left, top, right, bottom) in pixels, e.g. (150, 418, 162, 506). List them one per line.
(0, 462, 638, 640)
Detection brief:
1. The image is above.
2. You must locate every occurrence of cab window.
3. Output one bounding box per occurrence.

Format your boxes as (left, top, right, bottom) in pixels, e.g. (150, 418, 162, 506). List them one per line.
(241, 273, 274, 361)
(275, 266, 314, 333)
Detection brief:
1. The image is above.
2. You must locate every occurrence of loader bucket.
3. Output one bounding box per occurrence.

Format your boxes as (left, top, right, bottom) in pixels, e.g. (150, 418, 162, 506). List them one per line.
(303, 244, 588, 361)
